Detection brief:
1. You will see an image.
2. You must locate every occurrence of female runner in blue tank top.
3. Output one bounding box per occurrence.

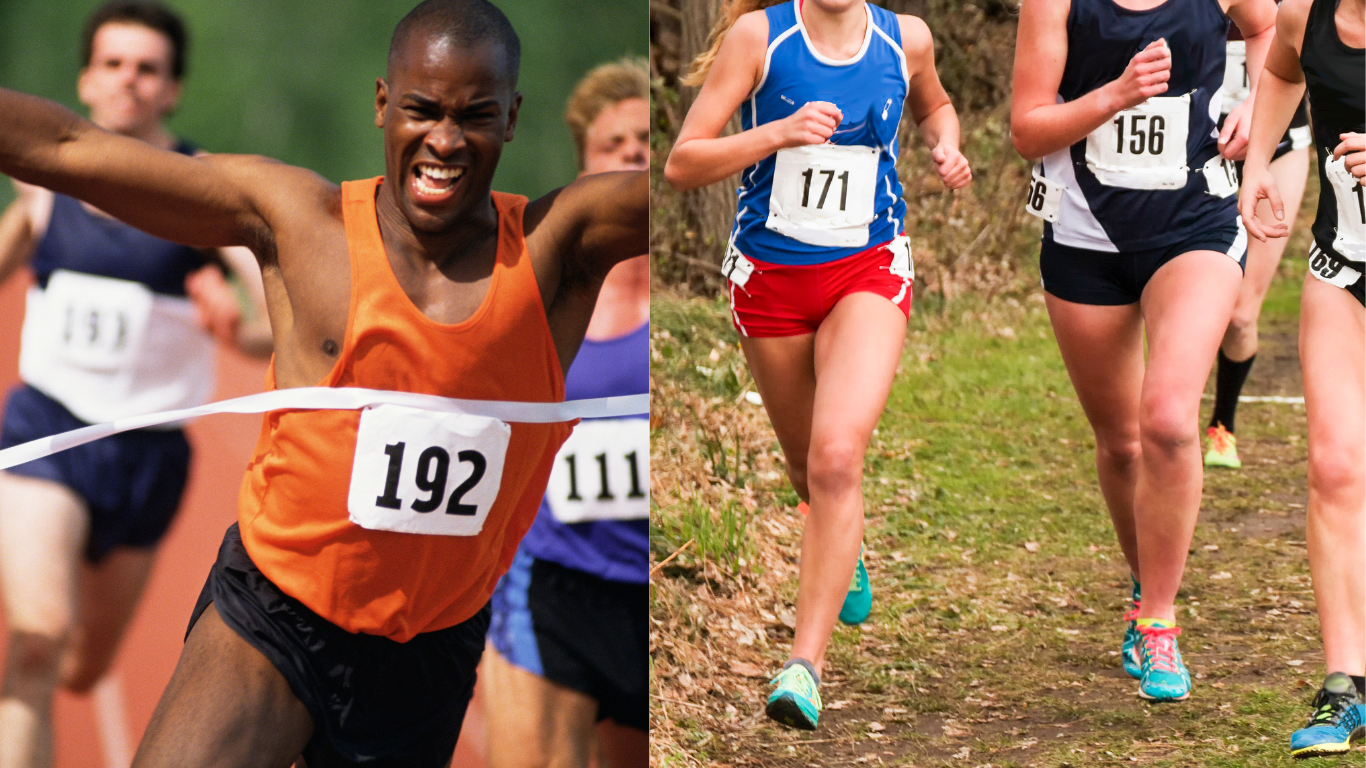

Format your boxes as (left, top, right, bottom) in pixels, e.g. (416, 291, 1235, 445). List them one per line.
(1012, 0, 1277, 702)
(1239, 0, 1364, 755)
(666, 0, 970, 730)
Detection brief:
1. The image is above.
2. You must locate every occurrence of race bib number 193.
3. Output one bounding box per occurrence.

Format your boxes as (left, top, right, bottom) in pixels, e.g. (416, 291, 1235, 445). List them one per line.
(348, 404, 510, 536)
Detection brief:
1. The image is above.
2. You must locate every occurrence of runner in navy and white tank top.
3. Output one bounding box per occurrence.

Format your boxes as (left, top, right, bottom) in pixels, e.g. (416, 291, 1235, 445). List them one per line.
(733, 0, 908, 264)
(1012, 0, 1279, 705)
(1039, 0, 1237, 253)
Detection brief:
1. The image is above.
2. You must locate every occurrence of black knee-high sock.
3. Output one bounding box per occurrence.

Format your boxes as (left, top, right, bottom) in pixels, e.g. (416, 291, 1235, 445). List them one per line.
(1210, 350, 1256, 433)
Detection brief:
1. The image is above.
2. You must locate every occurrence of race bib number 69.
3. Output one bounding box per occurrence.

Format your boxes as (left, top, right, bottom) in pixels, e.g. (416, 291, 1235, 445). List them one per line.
(348, 404, 510, 536)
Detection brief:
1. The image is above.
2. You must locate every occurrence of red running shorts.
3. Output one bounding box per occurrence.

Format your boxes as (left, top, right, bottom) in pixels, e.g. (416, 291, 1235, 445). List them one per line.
(726, 238, 913, 338)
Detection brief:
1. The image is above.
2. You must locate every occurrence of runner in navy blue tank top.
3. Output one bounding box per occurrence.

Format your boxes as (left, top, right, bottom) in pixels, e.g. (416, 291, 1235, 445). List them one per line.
(0, 3, 268, 761)
(667, 0, 971, 731)
(1012, 0, 1278, 702)
(481, 58, 649, 768)
(1238, 0, 1364, 754)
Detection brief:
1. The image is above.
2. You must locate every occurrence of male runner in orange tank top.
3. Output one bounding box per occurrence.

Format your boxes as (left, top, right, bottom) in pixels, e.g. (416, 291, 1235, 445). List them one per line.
(0, 0, 646, 765)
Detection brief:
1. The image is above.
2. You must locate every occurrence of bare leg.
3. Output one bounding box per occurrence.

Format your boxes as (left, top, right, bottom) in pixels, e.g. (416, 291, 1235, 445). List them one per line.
(1221, 149, 1310, 362)
(0, 473, 87, 768)
(737, 333, 817, 502)
(1299, 275, 1366, 676)
(1134, 251, 1243, 622)
(1044, 296, 1145, 577)
(131, 603, 313, 768)
(595, 720, 646, 768)
(480, 646, 597, 768)
(63, 547, 157, 693)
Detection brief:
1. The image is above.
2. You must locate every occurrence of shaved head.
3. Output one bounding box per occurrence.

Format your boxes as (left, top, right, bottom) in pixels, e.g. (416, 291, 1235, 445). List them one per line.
(389, 0, 520, 85)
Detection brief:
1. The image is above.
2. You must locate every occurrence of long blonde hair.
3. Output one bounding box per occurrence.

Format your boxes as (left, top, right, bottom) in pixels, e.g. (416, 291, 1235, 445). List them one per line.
(681, 0, 788, 87)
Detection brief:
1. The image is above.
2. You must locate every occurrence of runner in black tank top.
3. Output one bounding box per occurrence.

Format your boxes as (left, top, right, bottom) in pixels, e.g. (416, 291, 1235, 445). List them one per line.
(1238, 0, 1364, 756)
(1011, 0, 1279, 703)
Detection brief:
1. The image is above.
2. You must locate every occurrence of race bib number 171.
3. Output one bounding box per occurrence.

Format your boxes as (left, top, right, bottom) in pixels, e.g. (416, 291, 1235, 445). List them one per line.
(348, 404, 510, 536)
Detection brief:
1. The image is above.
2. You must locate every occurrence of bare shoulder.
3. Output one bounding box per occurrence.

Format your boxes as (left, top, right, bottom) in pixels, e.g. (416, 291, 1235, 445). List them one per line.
(728, 10, 770, 49)
(1273, 0, 1312, 51)
(524, 170, 642, 242)
(1018, 0, 1072, 31)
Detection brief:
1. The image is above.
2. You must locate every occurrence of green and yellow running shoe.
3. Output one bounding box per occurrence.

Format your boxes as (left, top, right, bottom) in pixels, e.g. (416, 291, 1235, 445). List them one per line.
(1290, 672, 1365, 759)
(1136, 621, 1191, 701)
(766, 659, 822, 730)
(1204, 424, 1241, 469)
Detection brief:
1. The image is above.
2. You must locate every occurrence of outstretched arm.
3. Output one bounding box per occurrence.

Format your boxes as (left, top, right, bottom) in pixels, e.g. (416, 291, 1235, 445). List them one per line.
(0, 87, 268, 250)
(1010, 0, 1172, 161)
(0, 197, 33, 286)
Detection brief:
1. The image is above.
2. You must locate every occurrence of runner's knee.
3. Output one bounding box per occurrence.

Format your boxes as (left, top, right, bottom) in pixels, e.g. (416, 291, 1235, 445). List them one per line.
(1139, 397, 1198, 457)
(1225, 307, 1259, 342)
(6, 630, 68, 680)
(1095, 432, 1142, 470)
(805, 439, 864, 497)
(1307, 442, 1366, 502)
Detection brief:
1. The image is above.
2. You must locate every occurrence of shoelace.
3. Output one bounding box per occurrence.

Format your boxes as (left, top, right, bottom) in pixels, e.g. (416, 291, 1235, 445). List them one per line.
(1137, 624, 1183, 673)
(775, 666, 818, 699)
(1209, 425, 1234, 453)
(1123, 599, 1141, 623)
(1306, 688, 1359, 727)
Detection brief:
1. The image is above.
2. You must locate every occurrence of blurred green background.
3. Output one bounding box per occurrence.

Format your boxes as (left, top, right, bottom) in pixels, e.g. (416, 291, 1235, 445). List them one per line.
(0, 0, 646, 205)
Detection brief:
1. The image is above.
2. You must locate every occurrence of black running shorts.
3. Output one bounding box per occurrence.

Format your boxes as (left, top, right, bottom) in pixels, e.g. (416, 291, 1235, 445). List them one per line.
(188, 523, 488, 767)
(488, 551, 648, 731)
(1040, 221, 1248, 306)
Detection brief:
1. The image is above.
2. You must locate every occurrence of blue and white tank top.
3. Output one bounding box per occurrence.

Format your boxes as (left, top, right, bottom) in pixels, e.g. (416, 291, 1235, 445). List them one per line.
(1037, 0, 1238, 252)
(732, 0, 908, 266)
(518, 322, 649, 584)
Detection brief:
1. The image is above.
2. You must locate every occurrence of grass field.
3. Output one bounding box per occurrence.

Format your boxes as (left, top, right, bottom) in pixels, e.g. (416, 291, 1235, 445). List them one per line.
(649, 250, 1362, 767)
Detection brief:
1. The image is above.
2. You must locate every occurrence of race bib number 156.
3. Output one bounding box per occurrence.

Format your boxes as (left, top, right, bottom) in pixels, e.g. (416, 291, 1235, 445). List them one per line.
(348, 404, 510, 536)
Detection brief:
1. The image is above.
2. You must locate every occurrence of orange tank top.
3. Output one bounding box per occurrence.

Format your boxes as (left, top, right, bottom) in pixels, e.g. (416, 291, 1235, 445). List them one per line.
(237, 178, 572, 642)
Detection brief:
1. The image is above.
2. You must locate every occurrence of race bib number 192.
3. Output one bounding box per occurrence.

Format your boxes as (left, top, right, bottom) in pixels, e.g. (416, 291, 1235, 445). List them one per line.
(348, 404, 510, 536)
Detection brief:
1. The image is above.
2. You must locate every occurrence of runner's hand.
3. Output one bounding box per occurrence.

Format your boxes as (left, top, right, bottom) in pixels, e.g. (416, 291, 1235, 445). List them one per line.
(1107, 39, 1171, 112)
(1334, 132, 1366, 183)
(777, 101, 842, 148)
(186, 264, 242, 346)
(1238, 165, 1288, 242)
(931, 143, 971, 190)
(1218, 98, 1253, 161)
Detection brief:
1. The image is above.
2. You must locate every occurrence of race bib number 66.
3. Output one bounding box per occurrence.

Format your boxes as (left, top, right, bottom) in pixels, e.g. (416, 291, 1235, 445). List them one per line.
(348, 404, 510, 536)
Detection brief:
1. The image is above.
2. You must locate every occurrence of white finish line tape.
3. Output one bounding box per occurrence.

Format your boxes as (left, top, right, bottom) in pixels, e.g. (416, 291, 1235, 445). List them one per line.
(0, 387, 649, 471)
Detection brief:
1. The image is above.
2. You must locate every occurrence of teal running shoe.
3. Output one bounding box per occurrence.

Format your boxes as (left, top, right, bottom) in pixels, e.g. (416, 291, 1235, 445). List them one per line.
(1290, 672, 1365, 759)
(1136, 623, 1191, 701)
(766, 660, 822, 730)
(1121, 605, 1142, 679)
(839, 548, 872, 625)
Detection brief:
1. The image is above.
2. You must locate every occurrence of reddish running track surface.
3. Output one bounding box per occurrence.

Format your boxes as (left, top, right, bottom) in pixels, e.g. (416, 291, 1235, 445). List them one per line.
(0, 272, 489, 767)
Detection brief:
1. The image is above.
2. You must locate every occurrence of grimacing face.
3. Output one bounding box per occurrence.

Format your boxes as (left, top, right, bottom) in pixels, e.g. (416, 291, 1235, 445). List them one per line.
(78, 22, 181, 136)
(581, 97, 648, 176)
(375, 33, 520, 234)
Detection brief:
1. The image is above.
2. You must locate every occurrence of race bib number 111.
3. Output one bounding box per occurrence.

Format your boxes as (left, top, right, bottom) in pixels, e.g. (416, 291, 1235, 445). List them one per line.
(348, 404, 510, 536)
